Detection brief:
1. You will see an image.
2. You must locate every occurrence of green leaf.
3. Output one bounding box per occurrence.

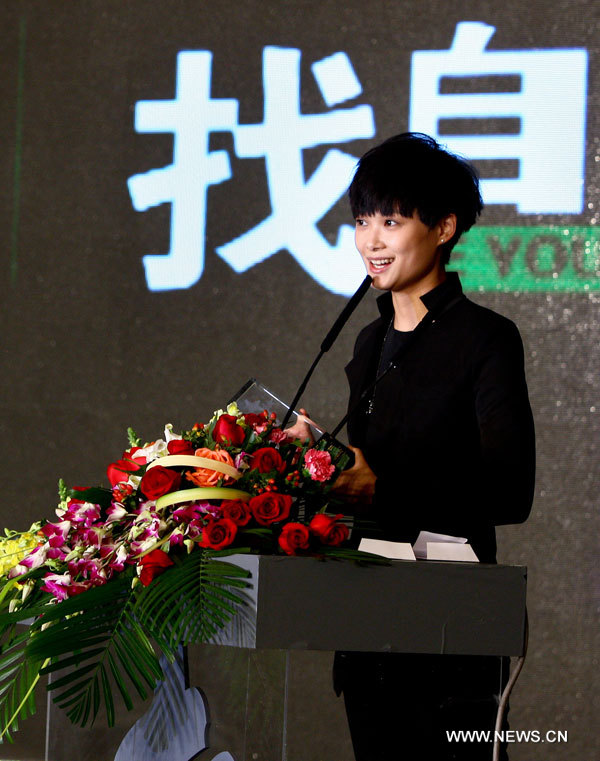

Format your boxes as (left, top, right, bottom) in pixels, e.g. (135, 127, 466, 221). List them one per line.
(53, 677, 100, 706)
(0, 647, 43, 743)
(92, 672, 100, 720)
(120, 614, 166, 679)
(100, 664, 114, 727)
(66, 487, 112, 510)
(107, 650, 132, 711)
(127, 427, 141, 448)
(39, 651, 112, 673)
(133, 550, 251, 651)
(21, 575, 161, 729)
(58, 479, 68, 501)
(45, 662, 99, 691)
(112, 639, 147, 701)
(0, 646, 28, 675)
(78, 687, 92, 728)
(0, 626, 46, 742)
(240, 528, 272, 537)
(112, 632, 157, 690)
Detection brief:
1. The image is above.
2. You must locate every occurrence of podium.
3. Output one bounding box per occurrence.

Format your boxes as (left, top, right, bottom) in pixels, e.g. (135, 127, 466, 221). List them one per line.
(46, 556, 527, 761)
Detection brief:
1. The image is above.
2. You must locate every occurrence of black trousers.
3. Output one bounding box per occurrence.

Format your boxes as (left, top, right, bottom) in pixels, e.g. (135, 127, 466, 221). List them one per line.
(334, 652, 510, 761)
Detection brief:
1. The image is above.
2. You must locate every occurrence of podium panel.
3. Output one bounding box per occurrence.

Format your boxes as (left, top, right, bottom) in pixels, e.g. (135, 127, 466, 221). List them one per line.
(215, 555, 527, 657)
(45, 556, 527, 761)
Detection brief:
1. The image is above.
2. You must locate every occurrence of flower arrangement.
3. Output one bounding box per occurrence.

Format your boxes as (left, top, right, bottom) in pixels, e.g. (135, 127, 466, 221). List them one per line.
(0, 404, 373, 741)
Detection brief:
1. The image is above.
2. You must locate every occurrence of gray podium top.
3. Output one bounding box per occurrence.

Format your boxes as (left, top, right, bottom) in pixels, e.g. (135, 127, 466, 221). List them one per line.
(215, 554, 527, 657)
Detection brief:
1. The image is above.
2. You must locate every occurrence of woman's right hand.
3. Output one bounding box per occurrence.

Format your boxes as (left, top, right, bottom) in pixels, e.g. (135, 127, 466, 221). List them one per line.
(284, 408, 317, 444)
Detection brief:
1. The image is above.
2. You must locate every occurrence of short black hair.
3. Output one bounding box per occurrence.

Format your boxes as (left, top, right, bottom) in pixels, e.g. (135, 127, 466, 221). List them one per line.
(348, 132, 483, 264)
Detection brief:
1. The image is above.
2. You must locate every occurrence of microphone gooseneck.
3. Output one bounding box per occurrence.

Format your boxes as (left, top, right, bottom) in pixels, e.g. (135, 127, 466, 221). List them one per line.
(320, 274, 373, 352)
(281, 275, 372, 430)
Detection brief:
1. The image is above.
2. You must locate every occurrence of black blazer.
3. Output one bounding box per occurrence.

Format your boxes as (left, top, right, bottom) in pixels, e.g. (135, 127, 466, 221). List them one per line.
(344, 273, 535, 563)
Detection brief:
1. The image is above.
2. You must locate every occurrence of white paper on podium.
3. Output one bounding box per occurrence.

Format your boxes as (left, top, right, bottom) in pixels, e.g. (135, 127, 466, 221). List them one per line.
(413, 530, 468, 559)
(358, 538, 416, 560)
(426, 542, 479, 562)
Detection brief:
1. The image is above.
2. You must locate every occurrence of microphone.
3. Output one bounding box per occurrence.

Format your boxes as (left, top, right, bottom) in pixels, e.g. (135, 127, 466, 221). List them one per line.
(280, 275, 372, 430)
(320, 274, 373, 353)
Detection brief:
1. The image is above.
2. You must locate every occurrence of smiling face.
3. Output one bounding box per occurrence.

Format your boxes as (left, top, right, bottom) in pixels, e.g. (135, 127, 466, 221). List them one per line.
(355, 211, 452, 297)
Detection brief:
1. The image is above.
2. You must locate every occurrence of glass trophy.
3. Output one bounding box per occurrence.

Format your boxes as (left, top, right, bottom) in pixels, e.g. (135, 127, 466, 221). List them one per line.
(228, 379, 355, 470)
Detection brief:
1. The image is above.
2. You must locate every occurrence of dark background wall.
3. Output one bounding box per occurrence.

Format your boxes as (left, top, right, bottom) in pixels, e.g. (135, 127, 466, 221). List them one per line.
(1, 1, 598, 759)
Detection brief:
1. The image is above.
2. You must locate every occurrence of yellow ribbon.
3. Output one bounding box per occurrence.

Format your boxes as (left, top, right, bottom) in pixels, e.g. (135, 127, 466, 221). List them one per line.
(146, 454, 241, 481)
(156, 487, 251, 510)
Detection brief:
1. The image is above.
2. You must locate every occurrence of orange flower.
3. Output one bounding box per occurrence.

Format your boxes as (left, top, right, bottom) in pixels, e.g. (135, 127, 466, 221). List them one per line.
(185, 448, 237, 487)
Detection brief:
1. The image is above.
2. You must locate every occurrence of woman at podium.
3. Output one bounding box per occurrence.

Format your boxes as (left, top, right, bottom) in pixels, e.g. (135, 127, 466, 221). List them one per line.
(304, 133, 535, 760)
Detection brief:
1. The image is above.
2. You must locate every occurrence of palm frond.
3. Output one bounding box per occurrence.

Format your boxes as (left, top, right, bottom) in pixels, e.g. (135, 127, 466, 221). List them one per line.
(134, 549, 252, 652)
(24, 573, 163, 728)
(1, 549, 252, 735)
(0, 627, 43, 743)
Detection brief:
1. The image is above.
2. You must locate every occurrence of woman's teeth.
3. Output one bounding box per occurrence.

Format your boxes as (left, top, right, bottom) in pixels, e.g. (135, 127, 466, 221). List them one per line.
(371, 259, 393, 270)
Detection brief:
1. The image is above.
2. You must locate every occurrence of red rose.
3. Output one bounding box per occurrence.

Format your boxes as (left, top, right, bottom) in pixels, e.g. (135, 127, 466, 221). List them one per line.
(139, 466, 182, 500)
(199, 518, 238, 550)
(250, 447, 285, 474)
(126, 447, 146, 462)
(220, 500, 252, 526)
(167, 439, 195, 455)
(309, 513, 349, 546)
(243, 412, 266, 428)
(137, 549, 174, 587)
(107, 457, 143, 487)
(249, 492, 292, 525)
(212, 414, 245, 446)
(278, 523, 310, 555)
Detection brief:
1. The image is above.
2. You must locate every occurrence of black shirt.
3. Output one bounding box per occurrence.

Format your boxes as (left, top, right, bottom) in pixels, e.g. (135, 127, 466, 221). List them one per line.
(365, 326, 413, 454)
(344, 273, 535, 563)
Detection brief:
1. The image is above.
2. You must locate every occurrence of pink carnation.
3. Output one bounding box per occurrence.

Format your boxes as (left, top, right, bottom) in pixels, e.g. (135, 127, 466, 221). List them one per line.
(303, 448, 335, 482)
(268, 428, 289, 444)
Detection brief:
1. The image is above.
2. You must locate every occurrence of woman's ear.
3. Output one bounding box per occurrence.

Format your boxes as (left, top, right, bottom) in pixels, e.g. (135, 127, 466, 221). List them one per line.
(438, 214, 457, 244)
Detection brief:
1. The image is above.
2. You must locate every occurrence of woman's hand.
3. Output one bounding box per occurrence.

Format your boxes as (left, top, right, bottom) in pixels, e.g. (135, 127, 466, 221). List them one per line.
(331, 446, 377, 502)
(284, 408, 317, 444)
